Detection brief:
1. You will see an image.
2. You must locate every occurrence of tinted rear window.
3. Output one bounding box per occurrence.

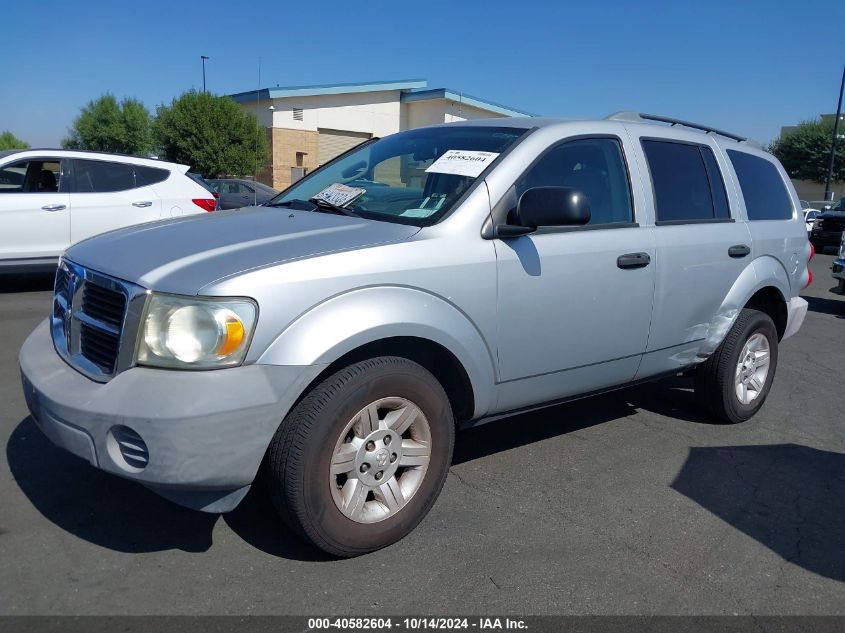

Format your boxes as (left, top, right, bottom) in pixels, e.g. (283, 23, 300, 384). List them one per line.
(726, 150, 792, 221)
(135, 165, 169, 186)
(642, 140, 730, 222)
(73, 159, 135, 192)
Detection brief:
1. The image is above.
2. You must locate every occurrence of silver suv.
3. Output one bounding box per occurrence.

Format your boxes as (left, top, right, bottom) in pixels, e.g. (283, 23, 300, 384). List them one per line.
(19, 113, 811, 556)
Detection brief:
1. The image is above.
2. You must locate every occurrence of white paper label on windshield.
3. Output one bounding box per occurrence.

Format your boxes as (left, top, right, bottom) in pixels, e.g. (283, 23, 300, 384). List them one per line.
(425, 150, 500, 178)
(312, 183, 366, 207)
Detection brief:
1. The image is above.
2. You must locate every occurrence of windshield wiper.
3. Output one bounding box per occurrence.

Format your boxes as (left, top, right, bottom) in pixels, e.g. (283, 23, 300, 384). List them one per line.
(267, 198, 360, 217)
(308, 197, 361, 217)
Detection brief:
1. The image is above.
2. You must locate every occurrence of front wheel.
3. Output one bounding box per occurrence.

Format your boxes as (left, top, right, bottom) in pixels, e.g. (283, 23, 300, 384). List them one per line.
(694, 308, 779, 424)
(266, 356, 454, 557)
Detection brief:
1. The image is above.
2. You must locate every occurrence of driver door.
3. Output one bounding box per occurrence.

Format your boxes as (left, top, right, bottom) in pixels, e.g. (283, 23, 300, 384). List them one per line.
(0, 156, 70, 262)
(494, 136, 656, 410)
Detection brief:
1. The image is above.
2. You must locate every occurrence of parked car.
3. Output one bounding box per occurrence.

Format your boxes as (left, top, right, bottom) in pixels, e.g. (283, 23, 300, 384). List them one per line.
(208, 178, 278, 209)
(0, 149, 217, 272)
(19, 113, 811, 556)
(809, 199, 845, 253)
(187, 172, 220, 210)
(804, 209, 820, 233)
(832, 231, 845, 293)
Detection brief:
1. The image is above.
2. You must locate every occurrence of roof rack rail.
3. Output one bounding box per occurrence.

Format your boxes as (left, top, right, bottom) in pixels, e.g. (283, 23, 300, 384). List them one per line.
(606, 111, 759, 146)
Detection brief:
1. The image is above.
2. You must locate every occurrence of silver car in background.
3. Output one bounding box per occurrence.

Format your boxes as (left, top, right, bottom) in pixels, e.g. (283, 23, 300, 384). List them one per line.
(19, 113, 811, 556)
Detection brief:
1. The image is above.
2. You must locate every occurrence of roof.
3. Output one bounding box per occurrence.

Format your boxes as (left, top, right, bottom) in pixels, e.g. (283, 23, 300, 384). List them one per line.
(228, 79, 427, 103)
(227, 79, 535, 117)
(0, 148, 188, 170)
(400, 88, 536, 117)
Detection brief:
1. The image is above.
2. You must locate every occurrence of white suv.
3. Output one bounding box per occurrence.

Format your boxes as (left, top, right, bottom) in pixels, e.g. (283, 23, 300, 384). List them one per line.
(0, 149, 217, 272)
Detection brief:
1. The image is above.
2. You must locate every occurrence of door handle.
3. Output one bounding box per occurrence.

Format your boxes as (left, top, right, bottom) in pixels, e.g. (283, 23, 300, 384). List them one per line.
(41, 204, 66, 212)
(132, 201, 153, 208)
(728, 244, 751, 258)
(617, 252, 651, 269)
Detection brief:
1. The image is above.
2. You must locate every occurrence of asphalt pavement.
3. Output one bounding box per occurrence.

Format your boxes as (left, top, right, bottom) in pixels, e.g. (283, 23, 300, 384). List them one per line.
(1, 253, 843, 615)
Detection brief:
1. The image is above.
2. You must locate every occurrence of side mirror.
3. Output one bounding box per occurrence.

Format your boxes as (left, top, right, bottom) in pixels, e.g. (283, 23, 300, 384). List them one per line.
(516, 186, 590, 228)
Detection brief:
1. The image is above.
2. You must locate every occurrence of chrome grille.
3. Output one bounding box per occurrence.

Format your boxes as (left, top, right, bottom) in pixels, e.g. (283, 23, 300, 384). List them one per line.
(80, 325, 121, 373)
(51, 259, 147, 382)
(82, 283, 126, 329)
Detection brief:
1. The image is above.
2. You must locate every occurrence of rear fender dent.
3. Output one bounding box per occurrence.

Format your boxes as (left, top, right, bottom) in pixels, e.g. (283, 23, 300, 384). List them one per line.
(698, 256, 790, 359)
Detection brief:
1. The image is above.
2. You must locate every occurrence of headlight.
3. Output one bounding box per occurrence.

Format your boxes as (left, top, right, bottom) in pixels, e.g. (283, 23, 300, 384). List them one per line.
(840, 232, 845, 258)
(137, 294, 257, 369)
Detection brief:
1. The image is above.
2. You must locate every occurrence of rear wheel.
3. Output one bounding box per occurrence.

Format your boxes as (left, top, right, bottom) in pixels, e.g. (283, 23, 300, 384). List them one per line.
(694, 308, 778, 424)
(266, 356, 454, 557)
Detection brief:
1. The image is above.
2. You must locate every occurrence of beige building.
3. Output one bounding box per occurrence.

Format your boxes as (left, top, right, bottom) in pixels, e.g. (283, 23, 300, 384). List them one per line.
(228, 79, 535, 190)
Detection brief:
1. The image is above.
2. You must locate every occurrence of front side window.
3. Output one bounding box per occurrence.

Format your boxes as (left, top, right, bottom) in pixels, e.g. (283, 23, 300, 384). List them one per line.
(73, 159, 136, 193)
(726, 150, 792, 221)
(269, 126, 528, 225)
(514, 137, 633, 225)
(0, 159, 62, 193)
(643, 140, 731, 222)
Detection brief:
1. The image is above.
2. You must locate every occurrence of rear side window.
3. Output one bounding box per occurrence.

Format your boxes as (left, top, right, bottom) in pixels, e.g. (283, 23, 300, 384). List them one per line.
(642, 140, 731, 223)
(73, 159, 135, 193)
(726, 150, 792, 221)
(135, 165, 169, 186)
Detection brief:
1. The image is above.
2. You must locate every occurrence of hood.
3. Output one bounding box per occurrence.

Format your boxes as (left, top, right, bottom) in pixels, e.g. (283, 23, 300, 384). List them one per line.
(818, 210, 845, 219)
(65, 206, 420, 293)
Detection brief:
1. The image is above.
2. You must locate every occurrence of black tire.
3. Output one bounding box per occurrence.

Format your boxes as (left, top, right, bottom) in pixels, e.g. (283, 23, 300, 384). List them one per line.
(811, 242, 826, 254)
(838, 278, 845, 294)
(266, 356, 454, 557)
(694, 308, 779, 424)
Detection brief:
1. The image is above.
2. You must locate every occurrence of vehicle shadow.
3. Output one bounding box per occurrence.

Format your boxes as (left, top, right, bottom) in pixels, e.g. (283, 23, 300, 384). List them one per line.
(804, 295, 845, 318)
(4, 376, 743, 561)
(6, 416, 327, 561)
(671, 444, 845, 582)
(0, 272, 54, 294)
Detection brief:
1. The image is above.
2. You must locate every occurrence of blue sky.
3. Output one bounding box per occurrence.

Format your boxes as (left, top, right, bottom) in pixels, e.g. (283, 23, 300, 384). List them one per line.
(2, 0, 843, 147)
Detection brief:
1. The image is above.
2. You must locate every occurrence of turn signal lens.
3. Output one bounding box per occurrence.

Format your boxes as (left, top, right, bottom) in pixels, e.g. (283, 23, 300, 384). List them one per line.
(218, 315, 245, 356)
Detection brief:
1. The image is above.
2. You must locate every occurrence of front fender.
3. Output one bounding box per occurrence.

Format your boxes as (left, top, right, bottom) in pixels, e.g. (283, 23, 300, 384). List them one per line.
(257, 286, 497, 418)
(699, 255, 790, 358)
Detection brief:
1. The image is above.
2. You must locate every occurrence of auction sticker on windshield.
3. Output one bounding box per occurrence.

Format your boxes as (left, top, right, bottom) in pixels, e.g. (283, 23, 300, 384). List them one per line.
(313, 183, 366, 207)
(425, 150, 500, 178)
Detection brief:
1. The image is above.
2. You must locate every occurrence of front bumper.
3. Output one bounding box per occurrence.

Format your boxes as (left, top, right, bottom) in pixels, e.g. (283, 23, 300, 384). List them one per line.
(19, 319, 325, 512)
(832, 258, 845, 281)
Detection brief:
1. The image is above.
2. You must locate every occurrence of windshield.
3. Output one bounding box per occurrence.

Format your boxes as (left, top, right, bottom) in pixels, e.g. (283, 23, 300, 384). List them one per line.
(268, 126, 527, 225)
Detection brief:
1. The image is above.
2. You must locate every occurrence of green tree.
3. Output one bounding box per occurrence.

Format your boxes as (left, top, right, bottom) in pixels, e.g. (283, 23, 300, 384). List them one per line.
(769, 118, 845, 183)
(153, 91, 267, 177)
(62, 94, 153, 155)
(0, 131, 30, 150)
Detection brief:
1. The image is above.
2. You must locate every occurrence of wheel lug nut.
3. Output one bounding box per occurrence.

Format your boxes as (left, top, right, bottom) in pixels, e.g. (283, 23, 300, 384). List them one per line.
(360, 463, 370, 473)
(390, 453, 397, 463)
(366, 441, 376, 452)
(384, 435, 392, 446)
(375, 471, 383, 481)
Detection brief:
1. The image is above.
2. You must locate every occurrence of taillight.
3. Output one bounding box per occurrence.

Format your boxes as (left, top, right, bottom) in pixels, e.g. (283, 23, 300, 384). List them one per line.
(192, 198, 216, 212)
(804, 242, 814, 288)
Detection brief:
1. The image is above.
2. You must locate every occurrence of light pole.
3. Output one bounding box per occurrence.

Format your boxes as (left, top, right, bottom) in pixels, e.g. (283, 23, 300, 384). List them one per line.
(201, 55, 210, 93)
(823, 63, 845, 202)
